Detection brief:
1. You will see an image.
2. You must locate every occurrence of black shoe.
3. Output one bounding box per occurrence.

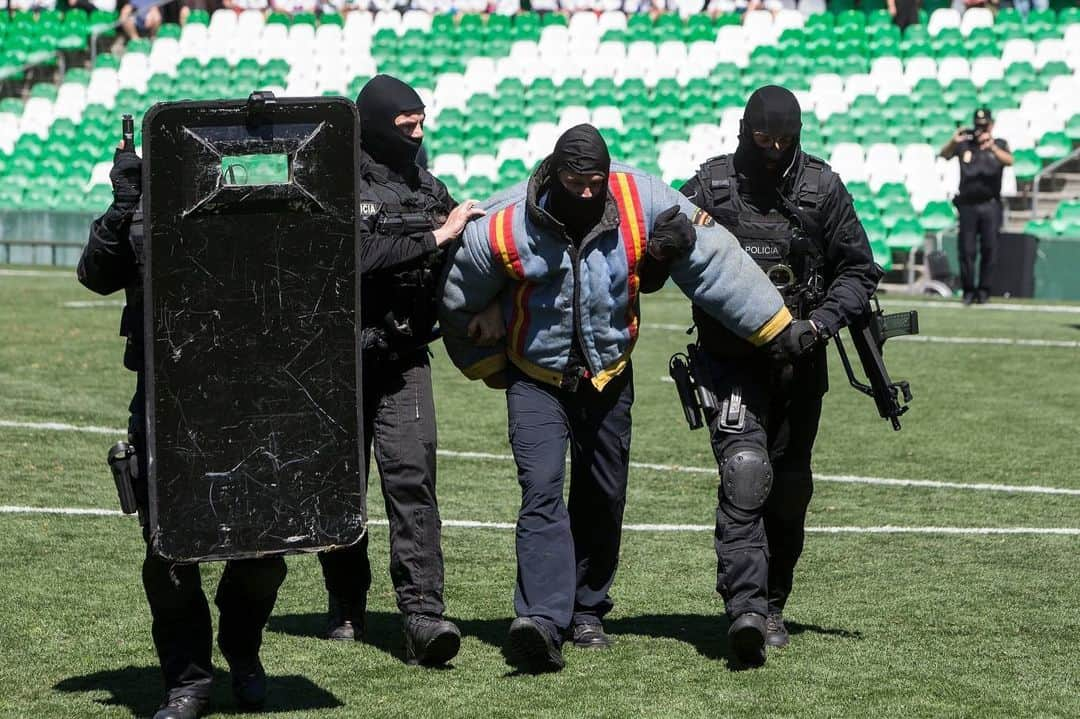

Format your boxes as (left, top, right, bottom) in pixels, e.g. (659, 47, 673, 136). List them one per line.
(227, 656, 267, 710)
(506, 617, 565, 673)
(404, 613, 461, 666)
(326, 595, 366, 641)
(962, 292, 976, 305)
(570, 622, 613, 649)
(975, 291, 990, 305)
(766, 612, 790, 649)
(153, 695, 208, 719)
(728, 612, 767, 667)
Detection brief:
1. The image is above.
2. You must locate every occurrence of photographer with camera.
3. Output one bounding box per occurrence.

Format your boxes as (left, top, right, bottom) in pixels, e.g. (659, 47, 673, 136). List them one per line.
(940, 108, 1013, 305)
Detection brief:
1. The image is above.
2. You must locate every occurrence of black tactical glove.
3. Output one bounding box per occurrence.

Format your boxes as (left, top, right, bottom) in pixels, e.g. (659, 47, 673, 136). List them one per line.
(647, 205, 695, 262)
(762, 319, 823, 366)
(109, 148, 142, 207)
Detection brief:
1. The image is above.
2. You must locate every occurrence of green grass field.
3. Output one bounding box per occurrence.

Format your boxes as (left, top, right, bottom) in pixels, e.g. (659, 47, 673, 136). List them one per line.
(1, 267, 1078, 719)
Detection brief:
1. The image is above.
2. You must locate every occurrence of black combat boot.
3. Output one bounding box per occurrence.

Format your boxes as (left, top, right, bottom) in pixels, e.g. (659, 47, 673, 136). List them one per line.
(225, 655, 267, 710)
(152, 694, 208, 719)
(404, 614, 461, 666)
(728, 612, 768, 667)
(766, 612, 790, 648)
(506, 616, 565, 674)
(570, 621, 613, 649)
(326, 595, 366, 641)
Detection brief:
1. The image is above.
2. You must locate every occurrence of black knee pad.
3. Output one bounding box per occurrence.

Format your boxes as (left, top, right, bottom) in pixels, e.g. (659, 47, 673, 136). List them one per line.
(719, 446, 773, 515)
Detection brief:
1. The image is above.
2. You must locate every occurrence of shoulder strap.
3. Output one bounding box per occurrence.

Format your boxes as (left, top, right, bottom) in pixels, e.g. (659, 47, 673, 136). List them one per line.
(796, 155, 831, 211)
(697, 155, 737, 213)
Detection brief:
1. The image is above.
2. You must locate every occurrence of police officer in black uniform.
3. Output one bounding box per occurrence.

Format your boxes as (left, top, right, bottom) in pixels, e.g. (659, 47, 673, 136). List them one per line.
(78, 141, 287, 719)
(940, 108, 1013, 305)
(679, 86, 881, 667)
(316, 74, 483, 665)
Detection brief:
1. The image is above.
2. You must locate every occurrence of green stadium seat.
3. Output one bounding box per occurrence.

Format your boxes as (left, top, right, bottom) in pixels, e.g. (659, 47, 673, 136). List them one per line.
(1036, 131, 1072, 161)
(1011, 149, 1042, 181)
(1023, 219, 1057, 239)
(887, 217, 925, 251)
(921, 200, 956, 232)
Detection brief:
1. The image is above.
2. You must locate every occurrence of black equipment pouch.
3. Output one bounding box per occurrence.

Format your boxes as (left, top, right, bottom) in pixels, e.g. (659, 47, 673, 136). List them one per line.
(108, 441, 145, 524)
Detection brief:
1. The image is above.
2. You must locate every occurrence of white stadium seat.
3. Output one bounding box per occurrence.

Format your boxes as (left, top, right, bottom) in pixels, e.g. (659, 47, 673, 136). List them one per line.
(926, 8, 960, 37)
(960, 7, 994, 37)
(936, 57, 970, 87)
(970, 57, 1004, 88)
(904, 56, 937, 86)
(1002, 39, 1036, 67)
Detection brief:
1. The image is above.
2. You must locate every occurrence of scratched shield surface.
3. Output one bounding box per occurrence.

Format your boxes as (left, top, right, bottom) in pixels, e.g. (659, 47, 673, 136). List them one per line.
(142, 97, 365, 562)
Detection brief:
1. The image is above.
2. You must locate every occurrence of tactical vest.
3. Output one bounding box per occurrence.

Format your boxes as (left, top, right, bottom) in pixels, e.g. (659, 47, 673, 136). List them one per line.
(692, 154, 831, 358)
(359, 167, 450, 355)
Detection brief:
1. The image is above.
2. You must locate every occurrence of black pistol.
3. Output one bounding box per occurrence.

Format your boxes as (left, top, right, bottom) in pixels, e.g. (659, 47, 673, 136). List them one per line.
(121, 113, 135, 153)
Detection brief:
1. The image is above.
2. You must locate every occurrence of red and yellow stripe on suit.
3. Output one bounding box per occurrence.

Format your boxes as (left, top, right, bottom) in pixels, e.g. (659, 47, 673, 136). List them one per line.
(487, 205, 533, 358)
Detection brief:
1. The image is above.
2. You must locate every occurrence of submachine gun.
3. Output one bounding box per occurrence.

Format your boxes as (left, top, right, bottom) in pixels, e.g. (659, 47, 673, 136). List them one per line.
(669, 296, 919, 432)
(833, 296, 919, 431)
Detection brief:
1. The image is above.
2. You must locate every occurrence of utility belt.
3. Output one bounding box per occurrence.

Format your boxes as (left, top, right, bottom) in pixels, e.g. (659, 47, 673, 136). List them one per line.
(669, 344, 744, 433)
(767, 262, 825, 321)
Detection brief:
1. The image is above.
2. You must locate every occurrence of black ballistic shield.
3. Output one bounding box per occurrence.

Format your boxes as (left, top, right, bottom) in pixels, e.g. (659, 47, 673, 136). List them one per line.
(142, 94, 365, 562)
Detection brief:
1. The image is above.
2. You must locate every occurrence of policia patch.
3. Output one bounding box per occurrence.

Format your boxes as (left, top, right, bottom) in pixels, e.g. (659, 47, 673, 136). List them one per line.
(691, 208, 715, 227)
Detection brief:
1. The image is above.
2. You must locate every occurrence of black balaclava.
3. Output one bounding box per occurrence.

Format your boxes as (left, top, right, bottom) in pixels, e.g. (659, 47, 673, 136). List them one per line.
(733, 85, 803, 188)
(545, 123, 611, 241)
(356, 74, 425, 174)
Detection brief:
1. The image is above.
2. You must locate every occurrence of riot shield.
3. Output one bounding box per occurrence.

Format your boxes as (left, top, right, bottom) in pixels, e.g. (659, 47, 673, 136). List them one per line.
(142, 93, 365, 562)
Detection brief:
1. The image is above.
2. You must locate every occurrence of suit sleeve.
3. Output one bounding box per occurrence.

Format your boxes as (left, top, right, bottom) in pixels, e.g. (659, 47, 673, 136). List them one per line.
(77, 202, 138, 296)
(438, 219, 509, 380)
(649, 181, 791, 345)
(808, 177, 883, 336)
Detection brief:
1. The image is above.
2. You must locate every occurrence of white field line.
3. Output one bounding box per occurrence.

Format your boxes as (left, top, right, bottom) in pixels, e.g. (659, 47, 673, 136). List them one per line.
(5, 419, 1080, 498)
(649, 324, 1080, 349)
(0, 506, 1076, 536)
(61, 299, 125, 308)
(0, 269, 71, 278)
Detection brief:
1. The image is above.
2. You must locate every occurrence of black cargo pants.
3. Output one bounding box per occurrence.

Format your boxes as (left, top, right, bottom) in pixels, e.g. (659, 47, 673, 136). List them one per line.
(318, 349, 444, 617)
(703, 354, 823, 620)
(130, 373, 287, 702)
(956, 197, 1001, 299)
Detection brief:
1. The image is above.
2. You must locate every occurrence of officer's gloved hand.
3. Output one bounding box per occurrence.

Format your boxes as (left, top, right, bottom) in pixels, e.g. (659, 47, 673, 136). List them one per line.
(109, 148, 142, 208)
(762, 319, 822, 366)
(647, 205, 695, 262)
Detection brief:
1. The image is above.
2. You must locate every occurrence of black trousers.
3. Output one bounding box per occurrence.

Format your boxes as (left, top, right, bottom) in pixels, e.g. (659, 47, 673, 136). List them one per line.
(130, 374, 287, 701)
(704, 356, 822, 620)
(318, 349, 444, 617)
(957, 198, 1001, 298)
(505, 365, 633, 637)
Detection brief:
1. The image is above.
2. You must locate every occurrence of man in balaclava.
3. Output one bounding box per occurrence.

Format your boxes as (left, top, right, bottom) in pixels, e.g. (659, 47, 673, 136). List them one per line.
(439, 123, 798, 673)
(317, 74, 484, 667)
(679, 86, 882, 667)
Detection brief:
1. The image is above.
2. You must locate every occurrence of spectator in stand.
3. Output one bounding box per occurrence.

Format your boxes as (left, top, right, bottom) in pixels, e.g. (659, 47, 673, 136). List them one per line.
(887, 0, 919, 30)
(951, 0, 998, 13)
(1012, 0, 1048, 17)
(221, 0, 269, 11)
(120, 0, 164, 39)
(180, 0, 222, 24)
(271, 0, 318, 12)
